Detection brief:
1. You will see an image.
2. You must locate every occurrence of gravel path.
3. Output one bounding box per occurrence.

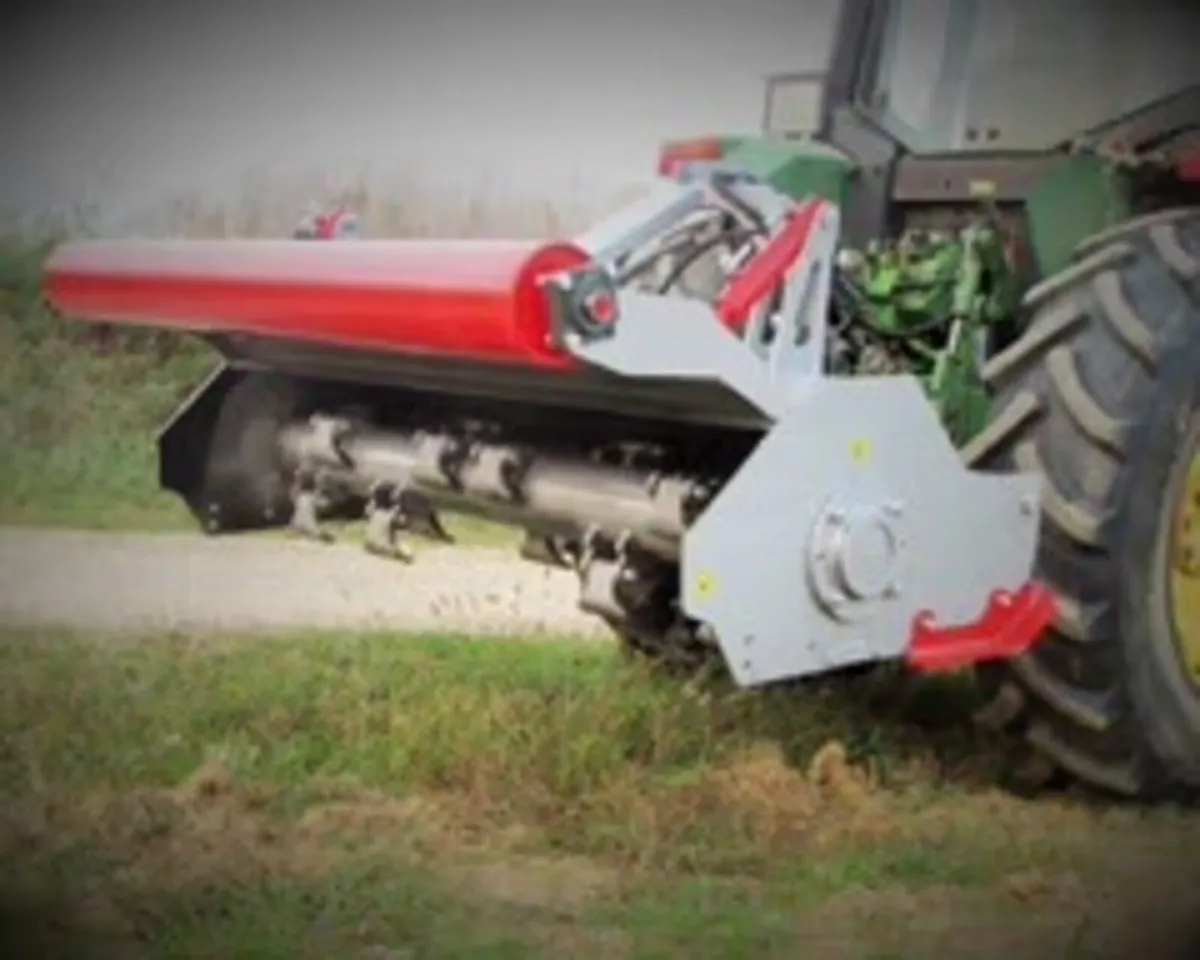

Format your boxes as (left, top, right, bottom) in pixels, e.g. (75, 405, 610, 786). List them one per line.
(0, 529, 604, 637)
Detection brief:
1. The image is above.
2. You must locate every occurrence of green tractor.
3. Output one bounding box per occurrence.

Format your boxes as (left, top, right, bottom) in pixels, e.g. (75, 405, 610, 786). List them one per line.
(656, 0, 1200, 798)
(43, 0, 1200, 802)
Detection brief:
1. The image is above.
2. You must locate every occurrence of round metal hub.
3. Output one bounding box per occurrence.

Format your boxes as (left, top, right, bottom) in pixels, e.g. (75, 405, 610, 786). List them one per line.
(1169, 429, 1200, 684)
(807, 502, 903, 622)
(830, 514, 896, 600)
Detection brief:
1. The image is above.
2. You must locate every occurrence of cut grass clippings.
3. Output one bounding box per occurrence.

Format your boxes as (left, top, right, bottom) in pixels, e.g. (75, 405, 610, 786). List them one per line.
(2, 629, 1198, 958)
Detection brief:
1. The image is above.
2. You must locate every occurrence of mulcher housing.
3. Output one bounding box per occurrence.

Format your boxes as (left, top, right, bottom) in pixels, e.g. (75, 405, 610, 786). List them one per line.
(41, 0, 1200, 799)
(45, 181, 1052, 684)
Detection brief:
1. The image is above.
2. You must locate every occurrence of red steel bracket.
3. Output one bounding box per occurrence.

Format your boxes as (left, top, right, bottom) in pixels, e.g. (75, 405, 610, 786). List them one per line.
(658, 137, 726, 177)
(716, 197, 828, 333)
(905, 581, 1058, 673)
(293, 204, 360, 240)
(1176, 150, 1200, 184)
(313, 206, 358, 239)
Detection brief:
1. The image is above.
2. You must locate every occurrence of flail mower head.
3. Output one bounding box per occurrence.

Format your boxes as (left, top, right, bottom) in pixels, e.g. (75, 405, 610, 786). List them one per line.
(43, 171, 1054, 685)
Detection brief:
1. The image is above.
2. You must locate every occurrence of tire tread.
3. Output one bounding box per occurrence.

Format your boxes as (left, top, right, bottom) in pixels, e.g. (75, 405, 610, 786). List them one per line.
(972, 207, 1200, 799)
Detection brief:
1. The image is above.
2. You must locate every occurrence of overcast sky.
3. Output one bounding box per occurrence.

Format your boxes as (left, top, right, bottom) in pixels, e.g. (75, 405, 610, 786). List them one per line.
(0, 0, 840, 227)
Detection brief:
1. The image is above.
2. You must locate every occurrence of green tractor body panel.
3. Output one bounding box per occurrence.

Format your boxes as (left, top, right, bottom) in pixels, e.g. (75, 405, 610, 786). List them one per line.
(720, 138, 856, 208)
(1023, 153, 1135, 277)
(657, 135, 856, 209)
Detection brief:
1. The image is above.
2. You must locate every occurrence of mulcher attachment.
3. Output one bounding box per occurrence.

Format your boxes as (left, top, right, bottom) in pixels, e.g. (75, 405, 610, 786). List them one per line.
(42, 167, 1056, 685)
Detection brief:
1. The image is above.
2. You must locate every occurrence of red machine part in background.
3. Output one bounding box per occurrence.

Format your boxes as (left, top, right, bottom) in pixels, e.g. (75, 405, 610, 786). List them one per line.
(1176, 149, 1200, 183)
(294, 204, 362, 239)
(657, 137, 725, 177)
(906, 582, 1058, 673)
(43, 239, 592, 369)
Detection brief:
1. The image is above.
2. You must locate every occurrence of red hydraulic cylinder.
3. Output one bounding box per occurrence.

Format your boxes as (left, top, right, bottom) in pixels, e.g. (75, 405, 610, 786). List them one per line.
(43, 238, 592, 369)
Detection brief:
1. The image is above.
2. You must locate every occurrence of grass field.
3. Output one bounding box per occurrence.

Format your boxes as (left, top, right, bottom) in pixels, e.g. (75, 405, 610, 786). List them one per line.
(3, 233, 1200, 956)
(2, 629, 1198, 959)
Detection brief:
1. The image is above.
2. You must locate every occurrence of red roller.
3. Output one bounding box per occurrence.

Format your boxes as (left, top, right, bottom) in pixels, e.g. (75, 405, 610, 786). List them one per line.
(43, 238, 592, 369)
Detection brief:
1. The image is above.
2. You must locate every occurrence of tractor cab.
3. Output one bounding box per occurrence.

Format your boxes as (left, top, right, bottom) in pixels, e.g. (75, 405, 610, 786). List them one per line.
(663, 0, 1200, 267)
(766, 0, 1199, 155)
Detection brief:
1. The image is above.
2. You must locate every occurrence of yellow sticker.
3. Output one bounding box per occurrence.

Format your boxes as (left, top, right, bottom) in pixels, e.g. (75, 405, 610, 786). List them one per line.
(850, 438, 871, 464)
(969, 179, 997, 198)
(695, 571, 717, 600)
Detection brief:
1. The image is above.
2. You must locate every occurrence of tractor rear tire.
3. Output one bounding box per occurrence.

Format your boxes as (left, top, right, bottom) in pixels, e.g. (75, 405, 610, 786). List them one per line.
(964, 208, 1200, 800)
